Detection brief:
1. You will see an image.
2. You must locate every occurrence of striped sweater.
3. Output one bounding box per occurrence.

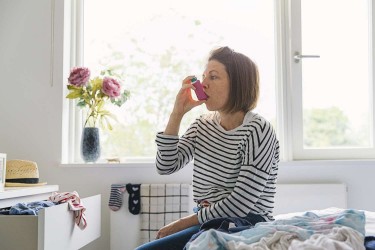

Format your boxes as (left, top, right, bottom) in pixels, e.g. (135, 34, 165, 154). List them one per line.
(155, 111, 280, 223)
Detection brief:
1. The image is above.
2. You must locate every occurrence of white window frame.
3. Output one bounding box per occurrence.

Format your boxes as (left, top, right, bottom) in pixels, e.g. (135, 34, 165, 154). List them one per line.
(287, 0, 375, 160)
(275, 0, 294, 161)
(61, 0, 375, 163)
(61, 0, 85, 164)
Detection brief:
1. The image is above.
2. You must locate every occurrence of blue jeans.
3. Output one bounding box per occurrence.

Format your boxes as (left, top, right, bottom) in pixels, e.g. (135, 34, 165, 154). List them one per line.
(134, 225, 200, 250)
(134, 212, 265, 250)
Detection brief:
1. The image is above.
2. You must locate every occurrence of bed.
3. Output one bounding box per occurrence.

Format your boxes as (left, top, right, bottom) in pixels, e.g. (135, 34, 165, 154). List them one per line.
(184, 184, 375, 249)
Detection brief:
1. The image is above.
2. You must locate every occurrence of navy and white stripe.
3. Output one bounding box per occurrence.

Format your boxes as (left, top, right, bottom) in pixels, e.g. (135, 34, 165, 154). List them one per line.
(155, 111, 279, 223)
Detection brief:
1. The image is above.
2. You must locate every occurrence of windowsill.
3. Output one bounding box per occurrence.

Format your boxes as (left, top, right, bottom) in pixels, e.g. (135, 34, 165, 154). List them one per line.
(59, 159, 375, 168)
(60, 162, 154, 168)
(60, 157, 156, 168)
(280, 159, 375, 166)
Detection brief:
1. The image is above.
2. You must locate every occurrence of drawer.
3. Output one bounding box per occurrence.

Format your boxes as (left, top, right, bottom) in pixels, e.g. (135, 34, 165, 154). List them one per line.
(0, 194, 101, 250)
(0, 185, 59, 209)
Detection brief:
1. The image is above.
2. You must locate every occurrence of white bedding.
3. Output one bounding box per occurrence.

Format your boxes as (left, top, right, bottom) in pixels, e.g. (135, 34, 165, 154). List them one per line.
(185, 207, 374, 250)
(274, 207, 375, 236)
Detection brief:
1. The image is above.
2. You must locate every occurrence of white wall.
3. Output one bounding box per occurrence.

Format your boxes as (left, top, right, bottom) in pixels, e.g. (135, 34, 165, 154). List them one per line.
(1, 1, 375, 250)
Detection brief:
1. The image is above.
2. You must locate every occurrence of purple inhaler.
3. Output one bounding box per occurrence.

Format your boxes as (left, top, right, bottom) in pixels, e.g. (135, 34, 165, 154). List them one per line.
(191, 77, 208, 100)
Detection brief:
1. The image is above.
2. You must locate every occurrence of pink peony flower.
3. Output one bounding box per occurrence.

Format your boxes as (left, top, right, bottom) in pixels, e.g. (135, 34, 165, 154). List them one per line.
(102, 77, 121, 97)
(68, 67, 91, 87)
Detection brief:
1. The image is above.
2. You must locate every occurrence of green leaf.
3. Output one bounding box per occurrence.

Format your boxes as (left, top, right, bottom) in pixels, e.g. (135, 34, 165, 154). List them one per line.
(98, 109, 111, 115)
(66, 90, 82, 99)
(103, 116, 113, 130)
(76, 100, 86, 107)
(107, 121, 113, 130)
(97, 100, 105, 110)
(67, 85, 82, 90)
(91, 78, 103, 93)
(111, 90, 130, 107)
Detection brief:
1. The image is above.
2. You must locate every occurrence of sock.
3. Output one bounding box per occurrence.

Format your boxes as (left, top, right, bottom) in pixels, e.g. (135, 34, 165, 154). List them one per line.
(126, 183, 141, 215)
(108, 184, 126, 211)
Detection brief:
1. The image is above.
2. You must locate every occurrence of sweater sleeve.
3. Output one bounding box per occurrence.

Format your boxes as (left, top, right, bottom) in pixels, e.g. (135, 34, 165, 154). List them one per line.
(155, 120, 198, 175)
(197, 120, 279, 223)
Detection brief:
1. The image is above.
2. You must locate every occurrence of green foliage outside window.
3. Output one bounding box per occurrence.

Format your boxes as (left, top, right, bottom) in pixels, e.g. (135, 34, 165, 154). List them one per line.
(303, 107, 369, 148)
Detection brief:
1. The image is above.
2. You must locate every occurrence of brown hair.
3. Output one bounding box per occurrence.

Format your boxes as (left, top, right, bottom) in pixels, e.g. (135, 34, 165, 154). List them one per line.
(208, 46, 259, 113)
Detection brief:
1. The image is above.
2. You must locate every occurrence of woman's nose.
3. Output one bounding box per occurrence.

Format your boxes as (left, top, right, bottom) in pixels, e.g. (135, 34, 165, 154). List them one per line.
(202, 79, 208, 88)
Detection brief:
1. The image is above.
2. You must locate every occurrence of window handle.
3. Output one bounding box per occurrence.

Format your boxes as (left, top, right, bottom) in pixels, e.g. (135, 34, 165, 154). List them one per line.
(294, 51, 320, 63)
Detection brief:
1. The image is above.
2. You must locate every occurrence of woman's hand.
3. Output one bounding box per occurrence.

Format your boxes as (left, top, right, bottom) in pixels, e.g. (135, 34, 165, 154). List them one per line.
(156, 219, 185, 239)
(171, 76, 206, 117)
(163, 76, 206, 135)
(156, 213, 199, 239)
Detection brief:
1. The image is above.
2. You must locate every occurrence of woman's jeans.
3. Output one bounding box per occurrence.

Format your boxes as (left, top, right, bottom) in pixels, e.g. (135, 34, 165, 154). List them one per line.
(134, 225, 200, 250)
(134, 212, 265, 250)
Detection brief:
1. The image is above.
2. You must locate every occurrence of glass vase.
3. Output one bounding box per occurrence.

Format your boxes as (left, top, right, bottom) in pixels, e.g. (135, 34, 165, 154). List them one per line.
(81, 127, 101, 163)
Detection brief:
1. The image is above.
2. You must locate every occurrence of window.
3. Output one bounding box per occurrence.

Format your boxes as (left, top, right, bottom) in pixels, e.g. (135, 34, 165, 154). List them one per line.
(64, 0, 375, 163)
(289, 0, 375, 159)
(67, 0, 277, 163)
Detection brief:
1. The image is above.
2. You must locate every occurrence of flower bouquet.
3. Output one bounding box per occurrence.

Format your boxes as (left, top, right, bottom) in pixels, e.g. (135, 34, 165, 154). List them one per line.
(66, 67, 130, 129)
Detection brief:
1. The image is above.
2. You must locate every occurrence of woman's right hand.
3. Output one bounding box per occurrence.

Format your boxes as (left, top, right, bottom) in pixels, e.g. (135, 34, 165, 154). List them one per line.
(171, 76, 206, 117)
(163, 76, 206, 136)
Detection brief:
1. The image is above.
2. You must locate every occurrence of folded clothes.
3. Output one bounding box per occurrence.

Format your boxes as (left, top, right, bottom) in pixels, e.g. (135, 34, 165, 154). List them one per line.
(9, 200, 55, 215)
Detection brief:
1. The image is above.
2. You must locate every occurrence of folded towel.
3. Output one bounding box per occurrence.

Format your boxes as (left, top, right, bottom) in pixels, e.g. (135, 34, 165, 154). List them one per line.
(140, 184, 190, 243)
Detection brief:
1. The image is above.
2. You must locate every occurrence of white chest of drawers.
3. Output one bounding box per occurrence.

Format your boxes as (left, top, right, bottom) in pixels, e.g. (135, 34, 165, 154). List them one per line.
(0, 185, 101, 250)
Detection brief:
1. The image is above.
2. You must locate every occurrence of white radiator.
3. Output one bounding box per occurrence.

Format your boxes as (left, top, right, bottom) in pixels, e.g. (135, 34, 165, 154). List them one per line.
(273, 183, 347, 215)
(110, 184, 194, 250)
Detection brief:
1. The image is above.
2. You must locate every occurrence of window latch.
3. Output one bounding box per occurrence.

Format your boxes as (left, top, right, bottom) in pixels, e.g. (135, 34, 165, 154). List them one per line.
(294, 51, 320, 63)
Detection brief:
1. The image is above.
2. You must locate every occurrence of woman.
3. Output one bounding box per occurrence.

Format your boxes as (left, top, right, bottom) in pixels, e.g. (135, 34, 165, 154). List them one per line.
(136, 46, 279, 250)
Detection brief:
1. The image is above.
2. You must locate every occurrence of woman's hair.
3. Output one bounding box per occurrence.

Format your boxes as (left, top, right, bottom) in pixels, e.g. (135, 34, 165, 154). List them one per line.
(208, 46, 259, 113)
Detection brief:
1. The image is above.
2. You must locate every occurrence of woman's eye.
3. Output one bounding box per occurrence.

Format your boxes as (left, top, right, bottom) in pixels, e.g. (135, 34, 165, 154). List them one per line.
(210, 75, 217, 80)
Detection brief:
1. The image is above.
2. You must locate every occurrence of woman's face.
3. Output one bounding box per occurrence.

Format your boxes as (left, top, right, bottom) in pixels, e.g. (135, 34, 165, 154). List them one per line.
(202, 60, 230, 112)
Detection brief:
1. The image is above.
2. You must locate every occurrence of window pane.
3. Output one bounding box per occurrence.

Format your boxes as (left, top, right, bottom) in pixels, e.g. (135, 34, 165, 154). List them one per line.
(83, 0, 276, 159)
(301, 0, 371, 148)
